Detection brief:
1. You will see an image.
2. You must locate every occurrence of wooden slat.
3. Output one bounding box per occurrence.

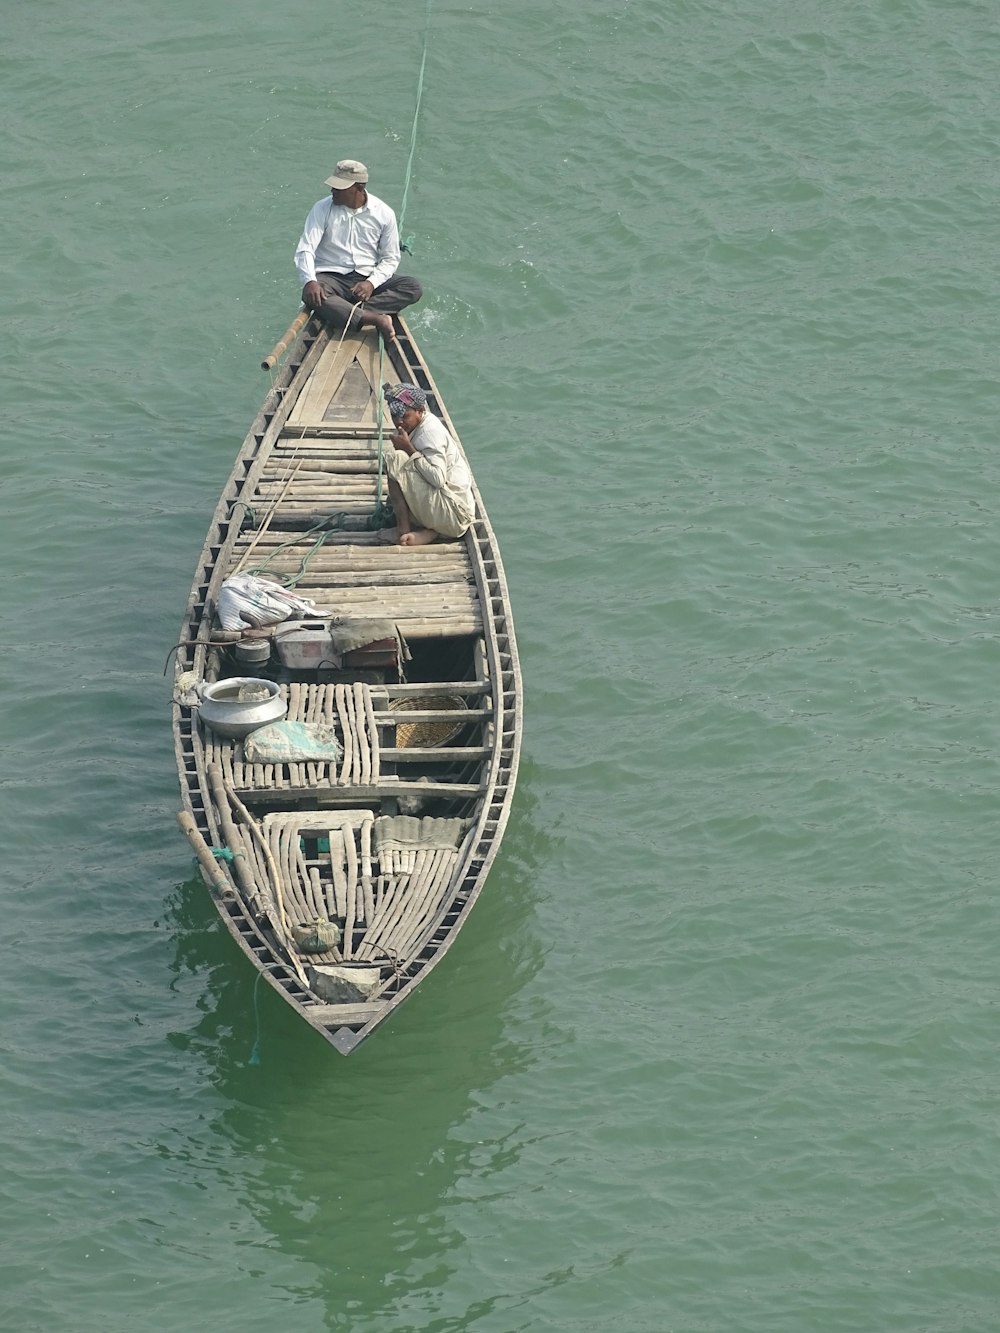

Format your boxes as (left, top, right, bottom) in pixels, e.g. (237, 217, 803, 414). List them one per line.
(273, 435, 381, 448)
(254, 484, 376, 497)
(263, 587, 478, 610)
(233, 779, 485, 801)
(234, 530, 466, 550)
(355, 341, 400, 432)
(287, 334, 364, 426)
(380, 747, 489, 763)
(383, 680, 489, 697)
(232, 547, 470, 571)
(307, 1003, 383, 1026)
(259, 569, 472, 590)
(261, 460, 379, 476)
(373, 707, 487, 722)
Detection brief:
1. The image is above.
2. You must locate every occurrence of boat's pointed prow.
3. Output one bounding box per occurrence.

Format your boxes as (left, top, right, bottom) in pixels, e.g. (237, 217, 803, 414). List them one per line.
(328, 1026, 366, 1056)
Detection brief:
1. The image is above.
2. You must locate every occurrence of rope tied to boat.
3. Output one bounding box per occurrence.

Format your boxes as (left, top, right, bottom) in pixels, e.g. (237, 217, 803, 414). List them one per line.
(398, 0, 433, 255)
(247, 970, 264, 1066)
(241, 516, 345, 587)
(228, 500, 258, 526)
(368, 332, 395, 529)
(257, 1, 433, 543)
(366, 4, 433, 515)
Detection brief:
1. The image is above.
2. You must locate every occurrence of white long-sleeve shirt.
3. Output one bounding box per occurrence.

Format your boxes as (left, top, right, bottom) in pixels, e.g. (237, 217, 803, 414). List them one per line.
(409, 411, 473, 501)
(293, 192, 401, 289)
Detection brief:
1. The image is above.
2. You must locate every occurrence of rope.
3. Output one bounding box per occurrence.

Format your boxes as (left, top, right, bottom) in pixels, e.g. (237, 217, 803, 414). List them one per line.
(245, 305, 372, 581)
(364, 0, 432, 527)
(189, 847, 235, 876)
(368, 332, 395, 529)
(228, 500, 258, 526)
(247, 970, 264, 1066)
(256, 0, 434, 544)
(398, 0, 434, 253)
(242, 516, 345, 586)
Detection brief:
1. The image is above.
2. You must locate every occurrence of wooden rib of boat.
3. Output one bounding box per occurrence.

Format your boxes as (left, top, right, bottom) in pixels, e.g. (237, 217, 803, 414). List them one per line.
(171, 314, 522, 1055)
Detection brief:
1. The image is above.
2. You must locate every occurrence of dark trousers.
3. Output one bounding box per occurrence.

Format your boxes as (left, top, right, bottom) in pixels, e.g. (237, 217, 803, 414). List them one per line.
(313, 270, 423, 331)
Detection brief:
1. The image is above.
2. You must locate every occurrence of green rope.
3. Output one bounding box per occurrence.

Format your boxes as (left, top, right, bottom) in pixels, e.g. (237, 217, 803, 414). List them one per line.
(228, 500, 258, 526)
(367, 12, 434, 520)
(242, 518, 339, 586)
(398, 0, 433, 254)
(247, 971, 264, 1066)
(368, 333, 395, 529)
(191, 847, 235, 874)
(376, 332, 385, 506)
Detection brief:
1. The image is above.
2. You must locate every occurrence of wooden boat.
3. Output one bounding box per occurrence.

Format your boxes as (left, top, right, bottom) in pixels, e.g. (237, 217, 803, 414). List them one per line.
(171, 313, 522, 1055)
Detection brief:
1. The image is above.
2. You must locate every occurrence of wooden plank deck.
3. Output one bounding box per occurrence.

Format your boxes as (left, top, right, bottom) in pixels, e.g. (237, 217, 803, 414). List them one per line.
(228, 329, 485, 638)
(200, 681, 491, 797)
(223, 808, 470, 976)
(228, 530, 482, 637)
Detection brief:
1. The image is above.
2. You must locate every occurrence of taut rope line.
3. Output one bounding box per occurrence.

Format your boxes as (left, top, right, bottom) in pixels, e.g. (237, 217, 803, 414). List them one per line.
(398, 0, 434, 253)
(254, 0, 435, 565)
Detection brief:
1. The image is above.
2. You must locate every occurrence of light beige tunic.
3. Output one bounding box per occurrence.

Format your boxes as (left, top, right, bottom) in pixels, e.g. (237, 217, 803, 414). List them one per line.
(385, 411, 474, 538)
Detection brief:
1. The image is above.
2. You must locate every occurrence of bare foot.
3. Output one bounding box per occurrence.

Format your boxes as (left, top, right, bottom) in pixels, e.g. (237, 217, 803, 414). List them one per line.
(399, 528, 438, 547)
(369, 313, 396, 344)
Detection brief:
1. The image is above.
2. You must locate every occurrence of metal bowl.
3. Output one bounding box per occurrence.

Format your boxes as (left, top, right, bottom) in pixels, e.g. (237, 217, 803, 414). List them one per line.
(198, 678, 287, 740)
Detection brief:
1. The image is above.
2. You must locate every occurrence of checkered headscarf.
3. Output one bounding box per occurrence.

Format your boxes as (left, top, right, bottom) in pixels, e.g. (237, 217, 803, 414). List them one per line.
(383, 382, 427, 420)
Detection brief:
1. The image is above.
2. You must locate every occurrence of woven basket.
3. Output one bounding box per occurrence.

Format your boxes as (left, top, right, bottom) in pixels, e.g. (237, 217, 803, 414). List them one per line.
(390, 695, 468, 748)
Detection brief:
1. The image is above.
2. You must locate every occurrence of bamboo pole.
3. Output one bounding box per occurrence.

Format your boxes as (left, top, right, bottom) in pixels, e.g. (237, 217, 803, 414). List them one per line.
(336, 685, 355, 785)
(360, 817, 375, 928)
(344, 821, 359, 923)
(236, 564, 470, 587)
(260, 461, 379, 475)
(222, 785, 309, 986)
(261, 309, 309, 370)
(329, 830, 349, 918)
(342, 834, 357, 961)
(207, 765, 259, 905)
(177, 811, 235, 898)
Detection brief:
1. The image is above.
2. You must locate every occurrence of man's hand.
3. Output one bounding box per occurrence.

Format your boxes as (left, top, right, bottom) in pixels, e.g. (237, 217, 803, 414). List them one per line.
(302, 281, 323, 310)
(350, 278, 375, 301)
(391, 428, 414, 453)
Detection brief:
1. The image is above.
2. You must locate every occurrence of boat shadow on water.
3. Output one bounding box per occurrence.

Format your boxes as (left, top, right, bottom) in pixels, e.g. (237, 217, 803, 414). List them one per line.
(160, 774, 553, 1324)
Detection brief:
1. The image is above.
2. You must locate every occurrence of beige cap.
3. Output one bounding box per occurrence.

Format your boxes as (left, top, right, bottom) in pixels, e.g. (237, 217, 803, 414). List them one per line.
(325, 159, 369, 189)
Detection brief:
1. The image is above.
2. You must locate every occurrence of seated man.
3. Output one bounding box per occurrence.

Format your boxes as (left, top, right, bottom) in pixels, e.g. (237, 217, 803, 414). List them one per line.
(382, 383, 475, 546)
(294, 159, 422, 342)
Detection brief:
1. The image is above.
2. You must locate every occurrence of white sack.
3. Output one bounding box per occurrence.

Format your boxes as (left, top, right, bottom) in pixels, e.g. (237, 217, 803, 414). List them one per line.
(217, 574, 325, 632)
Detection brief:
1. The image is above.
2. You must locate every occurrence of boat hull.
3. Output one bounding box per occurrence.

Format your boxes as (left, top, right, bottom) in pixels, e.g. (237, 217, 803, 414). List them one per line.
(171, 316, 521, 1054)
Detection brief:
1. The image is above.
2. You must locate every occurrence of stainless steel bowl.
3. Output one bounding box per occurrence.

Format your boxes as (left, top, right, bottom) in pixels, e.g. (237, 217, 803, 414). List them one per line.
(198, 678, 287, 740)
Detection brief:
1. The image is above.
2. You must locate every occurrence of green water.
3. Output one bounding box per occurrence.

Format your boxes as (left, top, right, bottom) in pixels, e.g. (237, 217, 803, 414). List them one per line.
(4, 0, 1000, 1328)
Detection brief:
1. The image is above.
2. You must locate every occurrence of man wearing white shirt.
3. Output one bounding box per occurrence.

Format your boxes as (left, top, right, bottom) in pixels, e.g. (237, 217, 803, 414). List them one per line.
(294, 159, 422, 342)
